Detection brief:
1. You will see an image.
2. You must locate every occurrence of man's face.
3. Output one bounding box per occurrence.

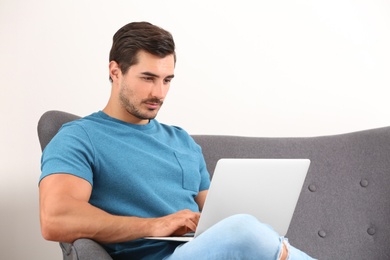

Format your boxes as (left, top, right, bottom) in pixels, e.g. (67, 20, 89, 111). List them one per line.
(116, 50, 175, 124)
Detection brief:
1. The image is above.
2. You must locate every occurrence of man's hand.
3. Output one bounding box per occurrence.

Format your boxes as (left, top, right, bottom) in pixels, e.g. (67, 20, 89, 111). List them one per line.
(149, 209, 200, 237)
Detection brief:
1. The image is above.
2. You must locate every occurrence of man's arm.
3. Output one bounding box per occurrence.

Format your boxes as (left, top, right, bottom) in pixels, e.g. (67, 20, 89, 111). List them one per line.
(195, 190, 208, 211)
(39, 174, 200, 243)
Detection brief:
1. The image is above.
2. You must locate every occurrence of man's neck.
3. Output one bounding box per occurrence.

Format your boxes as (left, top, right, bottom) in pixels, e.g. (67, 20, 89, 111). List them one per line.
(102, 105, 149, 125)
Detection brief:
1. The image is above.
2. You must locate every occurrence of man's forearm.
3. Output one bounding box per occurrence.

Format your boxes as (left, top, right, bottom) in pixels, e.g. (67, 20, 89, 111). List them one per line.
(40, 195, 152, 243)
(39, 174, 153, 244)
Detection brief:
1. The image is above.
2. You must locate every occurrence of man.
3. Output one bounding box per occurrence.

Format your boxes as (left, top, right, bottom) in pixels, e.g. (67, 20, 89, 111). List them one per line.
(39, 21, 315, 259)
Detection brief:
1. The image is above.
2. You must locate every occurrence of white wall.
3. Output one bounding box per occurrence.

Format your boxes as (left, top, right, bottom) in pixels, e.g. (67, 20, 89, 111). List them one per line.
(1, 0, 389, 258)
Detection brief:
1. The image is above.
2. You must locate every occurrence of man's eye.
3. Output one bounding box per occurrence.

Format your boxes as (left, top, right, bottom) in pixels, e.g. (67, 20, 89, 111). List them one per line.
(142, 77, 154, 81)
(164, 79, 172, 84)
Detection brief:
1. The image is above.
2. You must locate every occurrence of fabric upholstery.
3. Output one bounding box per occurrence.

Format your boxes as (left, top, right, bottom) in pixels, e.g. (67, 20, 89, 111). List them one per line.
(60, 239, 112, 260)
(38, 110, 390, 259)
(193, 131, 390, 259)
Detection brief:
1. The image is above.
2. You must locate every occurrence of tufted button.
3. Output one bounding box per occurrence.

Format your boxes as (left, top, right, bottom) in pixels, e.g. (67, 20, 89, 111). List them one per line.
(318, 230, 326, 238)
(308, 184, 317, 192)
(360, 179, 369, 187)
(367, 227, 376, 235)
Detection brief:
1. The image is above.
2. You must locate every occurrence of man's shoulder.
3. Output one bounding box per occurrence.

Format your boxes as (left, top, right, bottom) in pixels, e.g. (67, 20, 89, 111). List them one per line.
(155, 120, 190, 136)
(153, 120, 200, 150)
(62, 112, 103, 128)
(54, 112, 107, 140)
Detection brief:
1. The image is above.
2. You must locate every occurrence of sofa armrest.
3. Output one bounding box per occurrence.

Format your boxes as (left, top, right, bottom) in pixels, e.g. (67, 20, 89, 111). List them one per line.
(60, 239, 112, 260)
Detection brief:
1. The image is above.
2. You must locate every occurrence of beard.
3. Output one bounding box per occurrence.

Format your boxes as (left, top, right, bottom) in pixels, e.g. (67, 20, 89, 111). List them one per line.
(119, 83, 163, 120)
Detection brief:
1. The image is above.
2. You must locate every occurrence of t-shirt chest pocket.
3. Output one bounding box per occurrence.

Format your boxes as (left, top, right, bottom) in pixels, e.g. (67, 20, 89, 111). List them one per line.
(174, 152, 201, 192)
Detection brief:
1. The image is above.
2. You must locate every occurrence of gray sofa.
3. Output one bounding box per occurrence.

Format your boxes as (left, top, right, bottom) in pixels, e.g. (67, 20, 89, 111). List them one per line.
(38, 110, 390, 259)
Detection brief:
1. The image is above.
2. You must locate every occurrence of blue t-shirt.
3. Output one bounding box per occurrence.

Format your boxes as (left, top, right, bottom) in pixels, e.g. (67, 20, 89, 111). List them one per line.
(40, 111, 211, 259)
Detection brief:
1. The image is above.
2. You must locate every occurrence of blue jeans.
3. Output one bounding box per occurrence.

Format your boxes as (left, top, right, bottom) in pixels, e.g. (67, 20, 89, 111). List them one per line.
(165, 214, 316, 260)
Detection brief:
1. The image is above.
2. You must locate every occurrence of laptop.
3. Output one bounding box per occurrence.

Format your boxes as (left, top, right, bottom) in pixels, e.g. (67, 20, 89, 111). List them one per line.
(144, 158, 310, 242)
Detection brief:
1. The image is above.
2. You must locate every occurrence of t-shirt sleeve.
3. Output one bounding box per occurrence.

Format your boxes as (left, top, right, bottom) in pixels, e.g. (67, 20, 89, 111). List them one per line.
(39, 123, 95, 185)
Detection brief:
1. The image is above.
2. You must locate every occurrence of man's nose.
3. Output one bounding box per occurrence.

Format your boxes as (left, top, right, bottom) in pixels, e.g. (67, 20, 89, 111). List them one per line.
(152, 81, 167, 98)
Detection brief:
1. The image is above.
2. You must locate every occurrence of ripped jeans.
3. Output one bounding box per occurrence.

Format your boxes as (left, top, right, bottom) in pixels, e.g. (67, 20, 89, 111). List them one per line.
(164, 214, 316, 260)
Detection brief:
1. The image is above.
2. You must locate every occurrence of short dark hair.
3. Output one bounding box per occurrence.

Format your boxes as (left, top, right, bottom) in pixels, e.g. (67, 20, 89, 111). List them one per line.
(109, 22, 176, 81)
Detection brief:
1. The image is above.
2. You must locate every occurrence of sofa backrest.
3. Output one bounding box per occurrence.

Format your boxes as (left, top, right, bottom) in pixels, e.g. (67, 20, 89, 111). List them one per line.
(193, 131, 390, 259)
(38, 110, 81, 151)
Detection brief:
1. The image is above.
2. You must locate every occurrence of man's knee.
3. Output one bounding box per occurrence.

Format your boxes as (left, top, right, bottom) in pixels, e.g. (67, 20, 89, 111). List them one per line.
(216, 214, 281, 259)
(221, 214, 279, 240)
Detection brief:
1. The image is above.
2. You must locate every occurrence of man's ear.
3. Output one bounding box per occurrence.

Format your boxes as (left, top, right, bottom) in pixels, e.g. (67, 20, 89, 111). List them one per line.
(109, 61, 121, 81)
